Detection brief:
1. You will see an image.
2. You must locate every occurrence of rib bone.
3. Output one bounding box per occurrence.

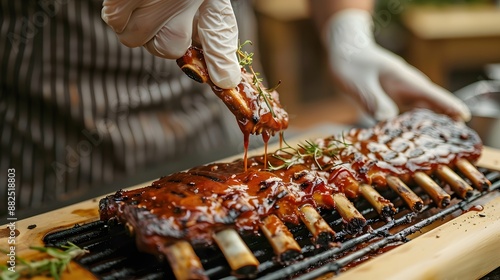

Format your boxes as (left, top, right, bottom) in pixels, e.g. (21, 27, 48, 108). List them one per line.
(299, 204, 336, 245)
(386, 176, 424, 212)
(413, 172, 451, 208)
(260, 214, 301, 262)
(455, 158, 491, 191)
(163, 241, 207, 280)
(213, 229, 259, 277)
(332, 193, 367, 234)
(359, 184, 396, 218)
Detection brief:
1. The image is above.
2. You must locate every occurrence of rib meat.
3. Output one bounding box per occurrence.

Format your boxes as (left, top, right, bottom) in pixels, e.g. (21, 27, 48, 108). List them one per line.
(99, 109, 484, 255)
(176, 46, 289, 137)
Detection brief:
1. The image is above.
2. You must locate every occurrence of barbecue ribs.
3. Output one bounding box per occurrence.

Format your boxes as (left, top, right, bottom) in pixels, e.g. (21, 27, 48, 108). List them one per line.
(100, 109, 487, 257)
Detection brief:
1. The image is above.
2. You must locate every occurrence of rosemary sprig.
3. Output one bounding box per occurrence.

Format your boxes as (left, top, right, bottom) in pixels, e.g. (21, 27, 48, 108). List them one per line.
(237, 40, 280, 118)
(237, 40, 254, 67)
(268, 135, 351, 171)
(0, 242, 88, 280)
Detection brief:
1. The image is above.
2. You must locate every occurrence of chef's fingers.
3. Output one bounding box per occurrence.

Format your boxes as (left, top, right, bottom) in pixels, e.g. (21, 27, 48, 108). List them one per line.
(143, 9, 197, 59)
(364, 76, 400, 121)
(380, 64, 471, 122)
(102, 0, 142, 34)
(123, 0, 202, 56)
(197, 0, 241, 89)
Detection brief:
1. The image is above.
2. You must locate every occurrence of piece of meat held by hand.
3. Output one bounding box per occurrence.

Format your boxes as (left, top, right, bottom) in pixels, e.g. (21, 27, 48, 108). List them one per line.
(176, 46, 289, 136)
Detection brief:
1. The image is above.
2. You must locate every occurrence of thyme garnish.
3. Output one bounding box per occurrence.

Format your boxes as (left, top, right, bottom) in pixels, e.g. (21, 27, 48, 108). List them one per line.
(0, 242, 88, 280)
(268, 134, 351, 171)
(237, 40, 280, 118)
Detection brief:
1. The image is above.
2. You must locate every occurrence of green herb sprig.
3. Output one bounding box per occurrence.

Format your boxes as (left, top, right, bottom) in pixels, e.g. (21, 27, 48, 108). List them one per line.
(0, 242, 88, 280)
(237, 40, 280, 118)
(268, 135, 351, 171)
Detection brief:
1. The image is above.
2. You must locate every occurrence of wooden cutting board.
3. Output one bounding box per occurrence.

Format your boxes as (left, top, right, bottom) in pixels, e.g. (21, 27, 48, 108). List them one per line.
(1, 138, 499, 280)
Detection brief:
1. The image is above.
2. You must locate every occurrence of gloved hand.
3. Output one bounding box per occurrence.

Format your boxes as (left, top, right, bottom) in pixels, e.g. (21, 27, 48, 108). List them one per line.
(323, 9, 471, 121)
(101, 0, 241, 89)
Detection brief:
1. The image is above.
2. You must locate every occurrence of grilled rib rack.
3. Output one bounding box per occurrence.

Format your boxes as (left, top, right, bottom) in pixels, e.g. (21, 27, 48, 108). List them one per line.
(44, 168, 500, 280)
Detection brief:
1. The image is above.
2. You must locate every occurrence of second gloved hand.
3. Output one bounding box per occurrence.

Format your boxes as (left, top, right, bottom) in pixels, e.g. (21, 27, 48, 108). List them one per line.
(323, 9, 471, 121)
(101, 0, 241, 89)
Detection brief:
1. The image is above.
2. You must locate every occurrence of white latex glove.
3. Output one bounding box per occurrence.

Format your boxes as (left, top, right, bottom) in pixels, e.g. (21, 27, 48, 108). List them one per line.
(101, 0, 241, 89)
(324, 9, 471, 121)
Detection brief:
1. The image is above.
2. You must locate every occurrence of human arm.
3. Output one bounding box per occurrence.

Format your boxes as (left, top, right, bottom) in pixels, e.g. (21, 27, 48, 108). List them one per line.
(309, 0, 471, 121)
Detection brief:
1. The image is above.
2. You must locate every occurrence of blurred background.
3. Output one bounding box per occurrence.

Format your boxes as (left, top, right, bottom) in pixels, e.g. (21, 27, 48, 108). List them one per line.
(4, 0, 500, 219)
(252, 0, 500, 137)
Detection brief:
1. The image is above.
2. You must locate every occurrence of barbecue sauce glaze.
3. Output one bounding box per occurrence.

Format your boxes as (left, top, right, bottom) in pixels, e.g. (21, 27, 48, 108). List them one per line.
(100, 109, 482, 247)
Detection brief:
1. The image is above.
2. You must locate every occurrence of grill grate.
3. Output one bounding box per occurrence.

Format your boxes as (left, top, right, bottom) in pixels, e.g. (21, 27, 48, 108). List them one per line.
(44, 169, 500, 280)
